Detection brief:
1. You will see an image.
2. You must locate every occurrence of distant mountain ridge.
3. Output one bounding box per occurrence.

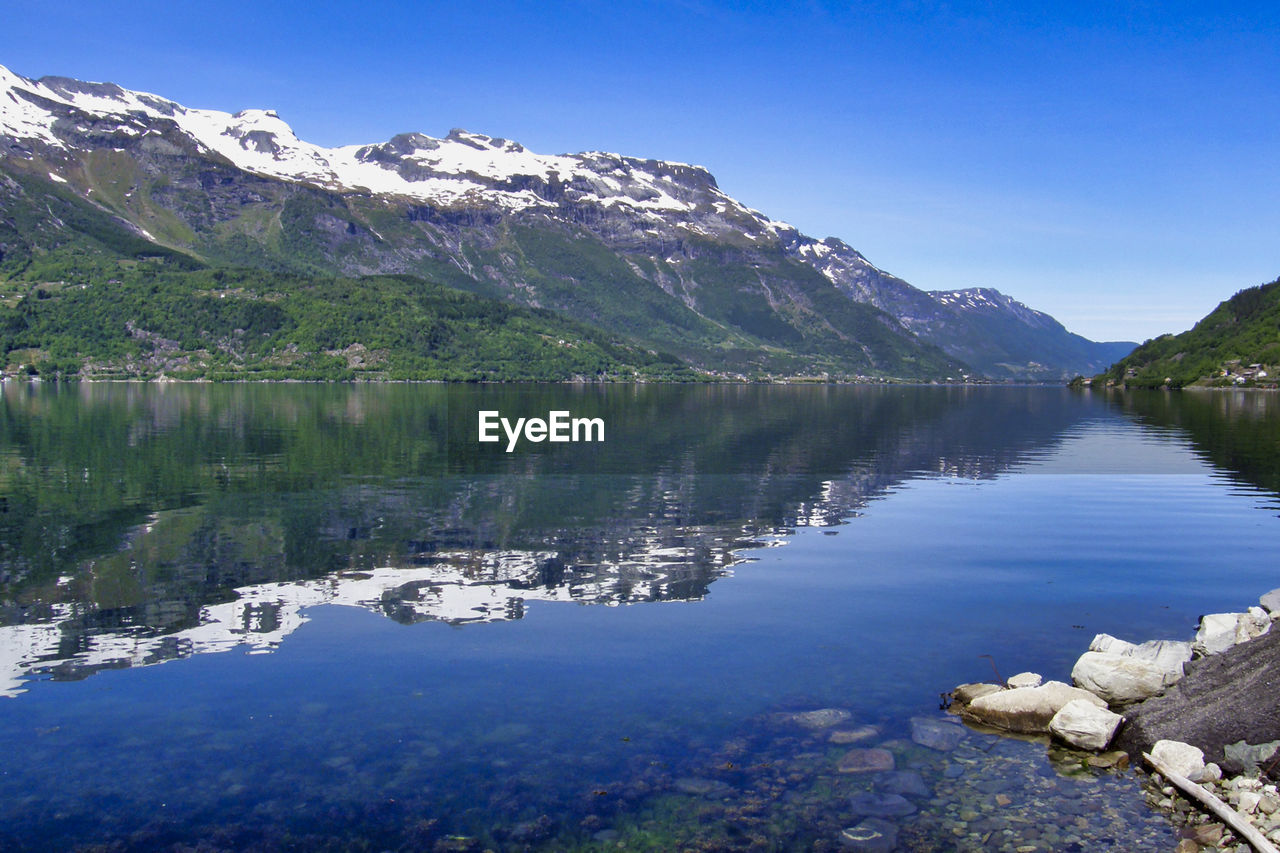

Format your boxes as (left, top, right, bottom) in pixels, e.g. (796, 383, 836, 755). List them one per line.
(0, 64, 1132, 380)
(921, 287, 1134, 379)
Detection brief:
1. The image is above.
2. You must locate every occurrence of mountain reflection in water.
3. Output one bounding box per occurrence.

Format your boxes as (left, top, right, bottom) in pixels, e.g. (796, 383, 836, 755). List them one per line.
(0, 383, 1097, 696)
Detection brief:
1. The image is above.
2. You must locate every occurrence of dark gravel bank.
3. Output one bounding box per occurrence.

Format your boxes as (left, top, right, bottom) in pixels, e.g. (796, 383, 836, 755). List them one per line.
(1116, 625, 1280, 772)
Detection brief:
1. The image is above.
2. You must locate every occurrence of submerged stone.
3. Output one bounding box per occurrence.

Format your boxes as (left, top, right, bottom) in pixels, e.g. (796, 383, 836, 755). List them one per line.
(839, 817, 898, 852)
(1186, 822, 1226, 846)
(483, 722, 532, 743)
(848, 791, 917, 817)
(830, 725, 880, 744)
(1086, 750, 1130, 769)
(872, 769, 931, 798)
(781, 708, 853, 729)
(910, 716, 967, 751)
(673, 776, 731, 796)
(507, 815, 554, 843)
(837, 748, 895, 774)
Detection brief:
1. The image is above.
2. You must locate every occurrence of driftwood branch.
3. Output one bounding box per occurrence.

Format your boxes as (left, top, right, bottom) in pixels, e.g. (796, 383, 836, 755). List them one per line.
(1143, 752, 1279, 853)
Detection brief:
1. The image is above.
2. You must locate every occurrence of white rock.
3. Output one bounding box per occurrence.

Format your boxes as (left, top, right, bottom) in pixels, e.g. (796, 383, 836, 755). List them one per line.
(952, 682, 1003, 704)
(1133, 639, 1194, 674)
(1260, 588, 1280, 614)
(1239, 608, 1272, 643)
(1089, 633, 1135, 655)
(1048, 699, 1124, 751)
(1072, 651, 1170, 704)
(1196, 613, 1244, 655)
(1239, 791, 1262, 814)
(1152, 739, 1207, 782)
(966, 681, 1107, 734)
(1086, 633, 1191, 686)
(1006, 672, 1042, 689)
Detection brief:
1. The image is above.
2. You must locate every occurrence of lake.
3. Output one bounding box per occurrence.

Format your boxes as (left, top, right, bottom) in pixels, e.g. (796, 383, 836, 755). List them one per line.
(1, 383, 1278, 852)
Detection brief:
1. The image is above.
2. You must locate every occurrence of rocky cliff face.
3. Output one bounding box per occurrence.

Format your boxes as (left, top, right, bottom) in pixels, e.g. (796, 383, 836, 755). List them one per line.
(0, 64, 1130, 378)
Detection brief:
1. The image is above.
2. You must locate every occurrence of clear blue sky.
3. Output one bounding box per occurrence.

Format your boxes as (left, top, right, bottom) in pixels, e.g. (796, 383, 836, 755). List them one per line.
(4, 0, 1279, 342)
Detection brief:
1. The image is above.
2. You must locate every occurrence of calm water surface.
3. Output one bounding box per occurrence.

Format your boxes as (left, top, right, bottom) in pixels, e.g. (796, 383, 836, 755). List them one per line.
(1, 384, 1278, 852)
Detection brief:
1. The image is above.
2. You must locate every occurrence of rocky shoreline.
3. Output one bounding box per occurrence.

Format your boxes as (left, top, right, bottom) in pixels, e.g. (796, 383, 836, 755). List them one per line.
(947, 587, 1280, 852)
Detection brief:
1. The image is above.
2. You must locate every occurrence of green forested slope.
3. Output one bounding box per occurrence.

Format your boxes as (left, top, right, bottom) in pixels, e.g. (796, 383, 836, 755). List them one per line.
(1099, 279, 1280, 388)
(0, 263, 699, 381)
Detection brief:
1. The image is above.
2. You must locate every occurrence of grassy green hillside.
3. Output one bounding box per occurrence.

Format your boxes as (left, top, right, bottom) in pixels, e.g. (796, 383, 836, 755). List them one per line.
(0, 262, 700, 381)
(1097, 278, 1280, 388)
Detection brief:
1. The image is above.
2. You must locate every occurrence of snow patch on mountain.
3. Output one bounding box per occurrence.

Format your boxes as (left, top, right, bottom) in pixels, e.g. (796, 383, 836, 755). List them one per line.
(1, 63, 792, 229)
(0, 65, 64, 146)
(791, 236, 915, 311)
(932, 289, 1001, 309)
(928, 287, 1056, 328)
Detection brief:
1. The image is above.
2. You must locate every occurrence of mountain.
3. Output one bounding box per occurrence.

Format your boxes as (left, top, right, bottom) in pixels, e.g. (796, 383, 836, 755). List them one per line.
(0, 64, 1127, 380)
(1094, 278, 1280, 389)
(921, 287, 1134, 379)
(786, 243, 1134, 379)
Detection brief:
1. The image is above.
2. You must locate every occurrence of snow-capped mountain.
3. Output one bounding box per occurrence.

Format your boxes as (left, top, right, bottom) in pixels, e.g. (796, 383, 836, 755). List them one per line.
(921, 287, 1135, 378)
(1, 64, 786, 236)
(0, 64, 1132, 379)
(932, 287, 1062, 328)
